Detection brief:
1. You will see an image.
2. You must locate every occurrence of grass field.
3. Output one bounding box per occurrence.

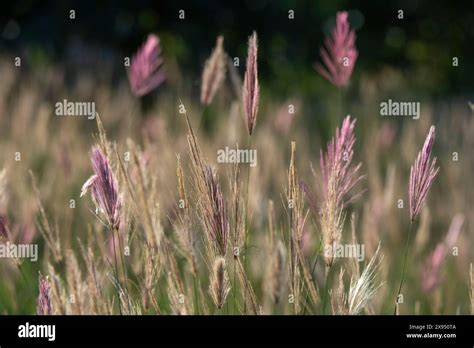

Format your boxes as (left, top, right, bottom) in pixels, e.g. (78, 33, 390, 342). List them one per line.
(0, 12, 473, 315)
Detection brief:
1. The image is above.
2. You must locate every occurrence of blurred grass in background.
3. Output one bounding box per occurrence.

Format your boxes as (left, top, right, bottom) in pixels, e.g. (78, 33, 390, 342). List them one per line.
(0, 0, 472, 314)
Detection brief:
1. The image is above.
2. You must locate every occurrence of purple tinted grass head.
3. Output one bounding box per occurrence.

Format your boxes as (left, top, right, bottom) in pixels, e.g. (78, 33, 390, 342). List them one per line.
(37, 272, 53, 315)
(242, 31, 259, 136)
(128, 34, 166, 97)
(202, 164, 229, 256)
(319, 115, 363, 208)
(315, 11, 358, 88)
(409, 126, 439, 222)
(201, 36, 226, 106)
(81, 146, 122, 229)
(421, 214, 463, 293)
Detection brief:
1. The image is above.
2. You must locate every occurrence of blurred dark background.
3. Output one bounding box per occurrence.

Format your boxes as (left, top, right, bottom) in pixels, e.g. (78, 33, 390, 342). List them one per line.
(1, 0, 473, 99)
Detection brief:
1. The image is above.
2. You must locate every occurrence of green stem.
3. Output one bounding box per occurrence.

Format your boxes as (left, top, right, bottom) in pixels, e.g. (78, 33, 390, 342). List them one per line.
(116, 229, 128, 291)
(193, 272, 200, 315)
(394, 221, 414, 315)
(321, 266, 331, 314)
(233, 256, 237, 314)
(302, 238, 323, 314)
(17, 263, 30, 286)
(243, 135, 252, 313)
(111, 229, 123, 315)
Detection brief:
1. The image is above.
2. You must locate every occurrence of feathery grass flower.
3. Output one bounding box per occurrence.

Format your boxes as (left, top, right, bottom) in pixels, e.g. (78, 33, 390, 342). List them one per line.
(304, 116, 362, 270)
(242, 31, 259, 135)
(320, 115, 362, 208)
(409, 126, 439, 222)
(37, 272, 53, 315)
(128, 34, 166, 97)
(201, 36, 226, 105)
(209, 257, 231, 309)
(81, 146, 122, 230)
(395, 126, 439, 313)
(315, 11, 358, 88)
(202, 164, 229, 256)
(347, 244, 383, 315)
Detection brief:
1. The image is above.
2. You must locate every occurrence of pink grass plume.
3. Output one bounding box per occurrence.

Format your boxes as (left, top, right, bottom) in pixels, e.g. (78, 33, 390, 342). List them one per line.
(320, 115, 362, 208)
(128, 34, 166, 97)
(37, 272, 53, 315)
(409, 126, 439, 222)
(242, 31, 259, 135)
(315, 11, 358, 88)
(81, 146, 122, 230)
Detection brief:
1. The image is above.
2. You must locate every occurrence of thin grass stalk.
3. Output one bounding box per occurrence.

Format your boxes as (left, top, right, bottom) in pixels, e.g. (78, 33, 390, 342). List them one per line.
(337, 88, 342, 126)
(29, 171, 62, 262)
(193, 272, 200, 314)
(233, 261, 237, 314)
(116, 229, 129, 292)
(470, 263, 474, 314)
(229, 157, 243, 315)
(286, 207, 301, 314)
(243, 134, 252, 313)
(295, 238, 320, 311)
(132, 148, 158, 247)
(321, 266, 331, 314)
(302, 237, 323, 314)
(111, 229, 123, 315)
(236, 256, 260, 315)
(17, 264, 30, 286)
(394, 221, 413, 314)
(114, 145, 138, 207)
